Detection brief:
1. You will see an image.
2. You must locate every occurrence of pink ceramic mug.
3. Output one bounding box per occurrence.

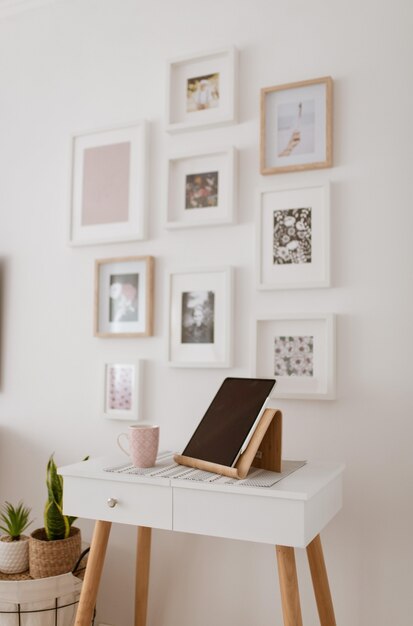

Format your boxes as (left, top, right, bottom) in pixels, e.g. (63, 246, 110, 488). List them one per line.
(117, 424, 160, 468)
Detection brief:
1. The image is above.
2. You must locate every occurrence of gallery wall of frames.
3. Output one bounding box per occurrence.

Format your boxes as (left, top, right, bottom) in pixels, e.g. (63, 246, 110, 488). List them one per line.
(68, 46, 336, 420)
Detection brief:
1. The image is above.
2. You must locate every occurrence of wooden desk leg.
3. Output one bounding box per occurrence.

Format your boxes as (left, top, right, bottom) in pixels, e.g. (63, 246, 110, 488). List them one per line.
(276, 545, 303, 626)
(306, 534, 336, 626)
(75, 520, 112, 626)
(135, 526, 152, 626)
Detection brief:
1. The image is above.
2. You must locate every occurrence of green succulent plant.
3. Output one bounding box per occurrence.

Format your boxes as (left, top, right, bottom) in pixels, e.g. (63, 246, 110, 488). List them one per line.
(0, 501, 33, 540)
(44, 454, 88, 541)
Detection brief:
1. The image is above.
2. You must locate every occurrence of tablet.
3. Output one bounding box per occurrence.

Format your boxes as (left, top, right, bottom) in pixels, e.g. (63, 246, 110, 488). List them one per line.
(181, 377, 276, 467)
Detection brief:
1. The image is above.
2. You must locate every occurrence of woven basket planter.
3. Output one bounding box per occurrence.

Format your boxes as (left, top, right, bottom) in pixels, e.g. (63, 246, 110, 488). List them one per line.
(29, 527, 81, 579)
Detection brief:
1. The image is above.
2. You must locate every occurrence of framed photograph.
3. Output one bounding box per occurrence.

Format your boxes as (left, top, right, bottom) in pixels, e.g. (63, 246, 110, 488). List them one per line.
(165, 147, 236, 228)
(260, 77, 333, 175)
(257, 184, 330, 289)
(166, 47, 237, 132)
(94, 256, 154, 338)
(255, 314, 336, 399)
(69, 121, 148, 245)
(168, 267, 232, 367)
(103, 362, 142, 420)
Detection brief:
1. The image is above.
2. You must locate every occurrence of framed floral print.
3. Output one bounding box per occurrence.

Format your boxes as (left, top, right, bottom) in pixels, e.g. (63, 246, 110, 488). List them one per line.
(166, 147, 236, 228)
(255, 314, 336, 399)
(94, 256, 154, 338)
(257, 184, 330, 289)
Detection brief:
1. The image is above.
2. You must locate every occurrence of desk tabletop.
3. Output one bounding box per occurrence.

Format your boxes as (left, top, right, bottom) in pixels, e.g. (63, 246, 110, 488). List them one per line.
(60, 455, 344, 547)
(59, 454, 344, 501)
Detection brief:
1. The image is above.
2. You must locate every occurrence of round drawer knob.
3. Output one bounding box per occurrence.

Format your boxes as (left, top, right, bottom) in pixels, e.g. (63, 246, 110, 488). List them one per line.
(107, 497, 118, 508)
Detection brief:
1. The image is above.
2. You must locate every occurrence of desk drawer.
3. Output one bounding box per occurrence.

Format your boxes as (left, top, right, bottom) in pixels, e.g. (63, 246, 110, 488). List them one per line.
(173, 487, 306, 547)
(62, 476, 172, 530)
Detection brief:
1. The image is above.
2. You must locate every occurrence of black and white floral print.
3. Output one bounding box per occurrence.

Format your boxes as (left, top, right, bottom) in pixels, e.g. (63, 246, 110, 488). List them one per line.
(273, 207, 312, 265)
(274, 336, 314, 377)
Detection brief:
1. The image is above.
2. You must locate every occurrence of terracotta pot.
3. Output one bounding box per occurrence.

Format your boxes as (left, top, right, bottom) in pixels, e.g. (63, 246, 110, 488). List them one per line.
(29, 527, 81, 579)
(0, 535, 30, 574)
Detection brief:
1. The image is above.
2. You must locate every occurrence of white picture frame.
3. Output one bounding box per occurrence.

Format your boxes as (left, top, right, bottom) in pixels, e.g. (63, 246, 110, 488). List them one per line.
(103, 361, 142, 421)
(168, 267, 232, 367)
(165, 147, 237, 229)
(257, 184, 330, 289)
(94, 256, 154, 338)
(69, 120, 148, 246)
(260, 76, 333, 175)
(166, 47, 237, 132)
(255, 314, 336, 399)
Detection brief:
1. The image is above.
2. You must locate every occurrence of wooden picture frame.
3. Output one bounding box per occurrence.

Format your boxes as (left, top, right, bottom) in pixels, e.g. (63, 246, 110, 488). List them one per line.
(260, 77, 333, 175)
(166, 47, 237, 133)
(257, 183, 330, 289)
(94, 256, 154, 338)
(69, 120, 148, 245)
(165, 146, 237, 229)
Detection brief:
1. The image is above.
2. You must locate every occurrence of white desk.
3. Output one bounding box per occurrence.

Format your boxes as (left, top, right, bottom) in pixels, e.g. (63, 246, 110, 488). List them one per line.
(59, 456, 344, 626)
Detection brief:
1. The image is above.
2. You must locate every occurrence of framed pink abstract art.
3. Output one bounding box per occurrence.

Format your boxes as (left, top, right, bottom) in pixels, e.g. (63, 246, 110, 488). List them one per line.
(103, 362, 142, 420)
(69, 121, 148, 245)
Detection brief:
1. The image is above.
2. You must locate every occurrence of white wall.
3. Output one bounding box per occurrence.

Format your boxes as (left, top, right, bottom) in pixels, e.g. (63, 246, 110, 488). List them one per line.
(0, 0, 412, 624)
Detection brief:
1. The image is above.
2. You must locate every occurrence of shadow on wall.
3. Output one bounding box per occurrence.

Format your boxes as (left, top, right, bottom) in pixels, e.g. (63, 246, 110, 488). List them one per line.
(0, 425, 45, 504)
(0, 257, 6, 391)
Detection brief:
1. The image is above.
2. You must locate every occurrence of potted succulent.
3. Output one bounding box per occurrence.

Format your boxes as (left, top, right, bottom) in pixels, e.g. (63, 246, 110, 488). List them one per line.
(0, 501, 33, 574)
(29, 454, 86, 579)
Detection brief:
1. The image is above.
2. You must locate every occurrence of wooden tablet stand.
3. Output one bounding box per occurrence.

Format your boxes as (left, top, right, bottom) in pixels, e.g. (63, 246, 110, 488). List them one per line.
(174, 408, 282, 480)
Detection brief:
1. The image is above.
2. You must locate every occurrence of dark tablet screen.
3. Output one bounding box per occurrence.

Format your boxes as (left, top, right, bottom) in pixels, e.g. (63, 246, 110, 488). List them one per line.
(181, 377, 276, 467)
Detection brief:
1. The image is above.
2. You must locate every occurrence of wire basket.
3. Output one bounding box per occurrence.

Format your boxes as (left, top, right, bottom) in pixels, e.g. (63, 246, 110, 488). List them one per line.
(0, 549, 95, 626)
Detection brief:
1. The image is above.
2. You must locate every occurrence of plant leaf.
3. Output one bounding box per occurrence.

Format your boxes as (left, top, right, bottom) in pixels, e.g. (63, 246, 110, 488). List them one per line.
(0, 501, 33, 539)
(43, 453, 89, 540)
(44, 500, 68, 540)
(46, 455, 63, 505)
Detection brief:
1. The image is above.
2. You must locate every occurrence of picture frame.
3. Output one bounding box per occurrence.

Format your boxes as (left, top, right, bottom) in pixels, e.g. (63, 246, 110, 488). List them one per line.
(69, 120, 148, 245)
(260, 76, 333, 175)
(94, 256, 154, 338)
(168, 267, 232, 367)
(103, 361, 142, 421)
(165, 147, 237, 229)
(257, 184, 330, 289)
(255, 314, 336, 399)
(166, 47, 237, 132)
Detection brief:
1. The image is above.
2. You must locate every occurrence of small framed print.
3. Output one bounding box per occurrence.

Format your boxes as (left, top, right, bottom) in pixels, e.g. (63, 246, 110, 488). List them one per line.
(104, 362, 142, 420)
(260, 77, 333, 175)
(166, 47, 237, 132)
(255, 314, 336, 399)
(69, 121, 148, 245)
(166, 147, 236, 228)
(94, 256, 154, 338)
(168, 267, 232, 367)
(257, 184, 330, 289)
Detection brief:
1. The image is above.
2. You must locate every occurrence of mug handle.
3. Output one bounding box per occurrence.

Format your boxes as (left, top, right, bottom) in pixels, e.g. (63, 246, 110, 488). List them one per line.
(117, 433, 130, 457)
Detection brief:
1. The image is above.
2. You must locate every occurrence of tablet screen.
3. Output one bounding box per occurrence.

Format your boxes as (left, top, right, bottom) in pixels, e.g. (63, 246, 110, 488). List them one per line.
(181, 377, 276, 467)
